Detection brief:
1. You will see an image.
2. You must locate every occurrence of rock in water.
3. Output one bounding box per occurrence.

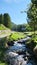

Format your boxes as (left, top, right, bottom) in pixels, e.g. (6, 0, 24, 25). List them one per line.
(33, 45, 37, 58)
(5, 51, 28, 65)
(7, 41, 14, 46)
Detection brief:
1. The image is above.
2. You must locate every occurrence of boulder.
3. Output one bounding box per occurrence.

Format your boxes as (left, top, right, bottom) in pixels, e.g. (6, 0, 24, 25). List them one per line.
(7, 41, 14, 46)
(33, 45, 37, 58)
(5, 51, 27, 65)
(4, 51, 18, 63)
(5, 51, 18, 58)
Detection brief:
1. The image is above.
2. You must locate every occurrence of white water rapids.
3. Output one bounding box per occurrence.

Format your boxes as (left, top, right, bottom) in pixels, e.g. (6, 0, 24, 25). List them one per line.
(5, 37, 35, 65)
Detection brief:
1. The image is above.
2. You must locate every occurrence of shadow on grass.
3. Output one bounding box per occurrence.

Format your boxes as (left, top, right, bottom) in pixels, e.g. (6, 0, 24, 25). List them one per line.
(0, 47, 8, 65)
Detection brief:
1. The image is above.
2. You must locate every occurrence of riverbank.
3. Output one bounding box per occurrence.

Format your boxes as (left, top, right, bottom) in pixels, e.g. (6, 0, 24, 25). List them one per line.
(0, 31, 37, 65)
(9, 32, 26, 41)
(4, 38, 37, 65)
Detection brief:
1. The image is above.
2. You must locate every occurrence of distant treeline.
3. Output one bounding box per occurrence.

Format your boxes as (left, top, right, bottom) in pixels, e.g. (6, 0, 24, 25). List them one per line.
(0, 13, 32, 31)
(12, 24, 33, 32)
(0, 13, 37, 32)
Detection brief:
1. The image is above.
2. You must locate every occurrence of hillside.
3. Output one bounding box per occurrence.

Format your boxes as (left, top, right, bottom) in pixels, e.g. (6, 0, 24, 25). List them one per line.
(0, 24, 8, 30)
(0, 24, 11, 38)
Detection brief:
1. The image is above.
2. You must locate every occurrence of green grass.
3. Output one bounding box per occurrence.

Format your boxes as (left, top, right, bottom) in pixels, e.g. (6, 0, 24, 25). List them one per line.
(0, 24, 7, 30)
(9, 31, 37, 41)
(0, 24, 11, 37)
(24, 31, 37, 36)
(9, 32, 26, 41)
(0, 62, 7, 65)
(0, 63, 5, 65)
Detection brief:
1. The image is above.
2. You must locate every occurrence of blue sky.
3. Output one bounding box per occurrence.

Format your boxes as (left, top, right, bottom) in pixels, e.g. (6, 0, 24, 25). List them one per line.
(0, 0, 31, 24)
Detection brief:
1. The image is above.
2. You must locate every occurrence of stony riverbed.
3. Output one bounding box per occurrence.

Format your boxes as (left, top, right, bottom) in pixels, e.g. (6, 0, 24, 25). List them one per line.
(5, 37, 37, 65)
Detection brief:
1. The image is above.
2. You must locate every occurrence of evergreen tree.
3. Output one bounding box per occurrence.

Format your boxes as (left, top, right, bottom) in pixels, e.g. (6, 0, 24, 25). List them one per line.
(4, 13, 12, 29)
(0, 14, 3, 24)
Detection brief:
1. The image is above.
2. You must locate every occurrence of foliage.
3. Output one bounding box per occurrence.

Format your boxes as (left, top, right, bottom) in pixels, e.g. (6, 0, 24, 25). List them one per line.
(0, 14, 3, 24)
(25, 24, 32, 31)
(0, 13, 12, 29)
(27, 0, 37, 31)
(12, 24, 32, 32)
(3, 13, 12, 29)
(11, 22, 17, 30)
(27, 0, 37, 48)
(9, 32, 26, 41)
(17, 24, 26, 32)
(31, 0, 37, 4)
(32, 35, 37, 43)
(0, 37, 8, 48)
(0, 13, 35, 31)
(0, 37, 8, 65)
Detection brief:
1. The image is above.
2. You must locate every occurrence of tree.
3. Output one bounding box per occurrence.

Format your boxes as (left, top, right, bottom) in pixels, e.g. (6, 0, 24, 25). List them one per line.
(0, 14, 3, 24)
(25, 24, 32, 31)
(4, 13, 12, 29)
(27, 0, 37, 35)
(17, 24, 26, 32)
(31, 0, 37, 5)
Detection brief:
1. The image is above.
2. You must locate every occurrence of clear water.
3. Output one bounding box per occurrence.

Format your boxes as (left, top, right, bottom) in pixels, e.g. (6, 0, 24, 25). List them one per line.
(9, 43, 26, 53)
(8, 42, 36, 65)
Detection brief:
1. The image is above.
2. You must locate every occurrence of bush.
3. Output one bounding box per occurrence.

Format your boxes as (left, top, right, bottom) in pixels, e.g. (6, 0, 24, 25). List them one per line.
(0, 37, 8, 48)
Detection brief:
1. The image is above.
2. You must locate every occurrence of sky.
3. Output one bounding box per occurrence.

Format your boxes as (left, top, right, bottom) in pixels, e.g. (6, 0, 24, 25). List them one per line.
(0, 0, 31, 24)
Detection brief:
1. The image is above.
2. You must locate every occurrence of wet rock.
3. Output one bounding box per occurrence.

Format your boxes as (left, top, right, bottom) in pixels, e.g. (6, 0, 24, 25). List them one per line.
(24, 56, 28, 61)
(4, 51, 18, 63)
(17, 40, 24, 43)
(5, 51, 28, 65)
(22, 61, 27, 65)
(33, 45, 37, 58)
(5, 51, 18, 57)
(26, 51, 30, 57)
(7, 41, 14, 46)
(9, 43, 26, 53)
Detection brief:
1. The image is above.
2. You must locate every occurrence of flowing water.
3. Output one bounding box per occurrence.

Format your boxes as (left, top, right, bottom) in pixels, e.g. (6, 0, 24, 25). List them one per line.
(6, 37, 36, 65)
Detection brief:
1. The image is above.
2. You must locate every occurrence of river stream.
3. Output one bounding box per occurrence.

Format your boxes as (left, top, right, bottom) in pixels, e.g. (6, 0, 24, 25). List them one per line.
(6, 37, 36, 65)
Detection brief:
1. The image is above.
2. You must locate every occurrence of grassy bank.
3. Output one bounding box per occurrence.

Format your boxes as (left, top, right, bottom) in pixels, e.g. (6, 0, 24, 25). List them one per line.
(0, 62, 8, 65)
(0, 31, 37, 65)
(0, 24, 11, 38)
(9, 31, 37, 42)
(0, 24, 8, 30)
(9, 32, 26, 41)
